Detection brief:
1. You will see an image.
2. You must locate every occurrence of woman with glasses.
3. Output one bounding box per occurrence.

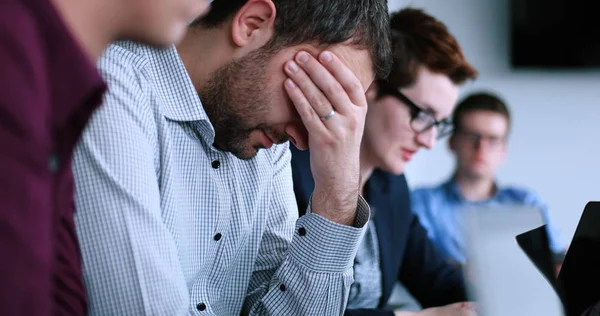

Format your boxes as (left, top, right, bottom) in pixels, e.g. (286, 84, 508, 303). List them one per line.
(291, 8, 478, 316)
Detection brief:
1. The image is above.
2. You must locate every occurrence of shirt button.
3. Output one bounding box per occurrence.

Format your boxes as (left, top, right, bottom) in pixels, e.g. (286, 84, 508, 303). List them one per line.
(298, 227, 307, 236)
(211, 160, 220, 169)
(279, 284, 286, 291)
(214, 233, 222, 241)
(48, 153, 60, 173)
(196, 303, 206, 311)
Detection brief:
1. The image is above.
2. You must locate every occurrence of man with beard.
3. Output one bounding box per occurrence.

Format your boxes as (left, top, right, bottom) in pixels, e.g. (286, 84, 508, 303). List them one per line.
(72, 0, 391, 315)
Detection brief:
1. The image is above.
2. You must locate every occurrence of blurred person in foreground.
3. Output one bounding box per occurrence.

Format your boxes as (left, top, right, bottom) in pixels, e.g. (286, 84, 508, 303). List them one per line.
(412, 92, 566, 271)
(72, 0, 392, 315)
(0, 0, 210, 314)
(292, 8, 478, 316)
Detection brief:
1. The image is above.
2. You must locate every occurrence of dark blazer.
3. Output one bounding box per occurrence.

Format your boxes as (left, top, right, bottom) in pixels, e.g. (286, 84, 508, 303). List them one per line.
(290, 147, 467, 316)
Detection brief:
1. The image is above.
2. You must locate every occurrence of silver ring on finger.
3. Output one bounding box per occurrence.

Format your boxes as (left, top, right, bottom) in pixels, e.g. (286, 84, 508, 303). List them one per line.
(321, 110, 336, 121)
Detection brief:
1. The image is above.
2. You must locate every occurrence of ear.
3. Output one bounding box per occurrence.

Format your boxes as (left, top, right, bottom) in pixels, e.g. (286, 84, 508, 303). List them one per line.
(231, 0, 276, 49)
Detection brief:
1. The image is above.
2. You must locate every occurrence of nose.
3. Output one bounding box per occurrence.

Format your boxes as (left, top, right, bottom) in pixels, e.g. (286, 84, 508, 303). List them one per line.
(415, 128, 437, 149)
(284, 124, 309, 150)
(473, 138, 494, 152)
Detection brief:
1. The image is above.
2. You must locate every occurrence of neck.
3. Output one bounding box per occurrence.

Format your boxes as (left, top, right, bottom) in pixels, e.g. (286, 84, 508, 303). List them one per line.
(50, 0, 117, 62)
(177, 27, 229, 93)
(454, 170, 495, 201)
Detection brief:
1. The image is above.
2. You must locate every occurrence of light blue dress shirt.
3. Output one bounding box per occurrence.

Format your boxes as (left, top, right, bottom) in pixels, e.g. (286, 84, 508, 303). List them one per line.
(411, 178, 564, 264)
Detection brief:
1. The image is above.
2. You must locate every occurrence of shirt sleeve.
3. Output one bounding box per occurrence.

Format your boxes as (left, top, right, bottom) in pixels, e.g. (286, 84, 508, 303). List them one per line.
(0, 4, 53, 315)
(522, 191, 565, 253)
(242, 143, 370, 315)
(73, 50, 191, 316)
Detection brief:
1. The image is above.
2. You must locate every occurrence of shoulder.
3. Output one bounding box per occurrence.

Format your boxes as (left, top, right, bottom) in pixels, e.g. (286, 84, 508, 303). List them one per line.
(82, 43, 164, 159)
(498, 185, 543, 204)
(410, 184, 448, 216)
(97, 42, 158, 119)
(412, 183, 445, 199)
(99, 42, 151, 83)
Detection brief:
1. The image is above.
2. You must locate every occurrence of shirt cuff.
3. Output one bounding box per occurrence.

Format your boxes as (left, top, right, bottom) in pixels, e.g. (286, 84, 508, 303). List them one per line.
(289, 196, 370, 273)
(304, 195, 370, 228)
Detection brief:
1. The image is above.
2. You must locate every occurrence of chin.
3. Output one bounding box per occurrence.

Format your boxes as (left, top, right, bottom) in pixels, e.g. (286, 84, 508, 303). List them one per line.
(214, 139, 259, 161)
(162, 24, 189, 46)
(383, 159, 406, 176)
(232, 147, 260, 161)
(467, 168, 491, 179)
(138, 24, 186, 48)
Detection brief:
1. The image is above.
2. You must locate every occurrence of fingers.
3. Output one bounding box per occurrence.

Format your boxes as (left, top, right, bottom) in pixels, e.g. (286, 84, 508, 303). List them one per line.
(315, 51, 367, 108)
(284, 51, 356, 117)
(283, 78, 328, 136)
(284, 58, 337, 119)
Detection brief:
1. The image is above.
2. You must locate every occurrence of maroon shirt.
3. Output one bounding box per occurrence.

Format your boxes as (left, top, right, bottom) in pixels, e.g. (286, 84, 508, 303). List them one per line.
(0, 0, 105, 314)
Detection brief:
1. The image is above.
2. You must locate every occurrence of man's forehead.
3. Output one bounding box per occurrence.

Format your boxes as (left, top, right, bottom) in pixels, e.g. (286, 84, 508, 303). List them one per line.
(303, 44, 375, 91)
(461, 112, 509, 134)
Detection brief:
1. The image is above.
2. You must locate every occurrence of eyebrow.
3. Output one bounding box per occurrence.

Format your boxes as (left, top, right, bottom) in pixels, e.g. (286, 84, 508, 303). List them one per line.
(420, 103, 436, 114)
(417, 101, 441, 118)
(396, 89, 448, 121)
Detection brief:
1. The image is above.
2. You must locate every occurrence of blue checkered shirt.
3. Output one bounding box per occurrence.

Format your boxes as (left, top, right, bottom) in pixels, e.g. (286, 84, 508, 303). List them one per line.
(73, 41, 369, 316)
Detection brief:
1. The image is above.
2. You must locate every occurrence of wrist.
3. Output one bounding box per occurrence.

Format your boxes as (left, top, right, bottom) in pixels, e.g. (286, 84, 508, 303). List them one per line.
(310, 186, 358, 225)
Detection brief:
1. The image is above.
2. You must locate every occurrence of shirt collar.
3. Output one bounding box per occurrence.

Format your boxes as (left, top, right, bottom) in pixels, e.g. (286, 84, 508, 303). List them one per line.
(146, 46, 212, 123)
(144, 45, 216, 144)
(443, 176, 500, 203)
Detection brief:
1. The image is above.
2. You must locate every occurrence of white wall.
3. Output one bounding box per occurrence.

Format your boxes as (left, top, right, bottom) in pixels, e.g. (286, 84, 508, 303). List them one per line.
(389, 0, 600, 245)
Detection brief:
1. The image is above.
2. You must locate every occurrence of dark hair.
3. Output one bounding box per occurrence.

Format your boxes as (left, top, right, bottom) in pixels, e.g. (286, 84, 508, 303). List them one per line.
(451, 92, 511, 134)
(192, 0, 392, 79)
(377, 8, 477, 95)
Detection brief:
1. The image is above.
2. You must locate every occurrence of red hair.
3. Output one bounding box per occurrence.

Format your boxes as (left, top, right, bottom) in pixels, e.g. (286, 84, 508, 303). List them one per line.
(382, 8, 478, 89)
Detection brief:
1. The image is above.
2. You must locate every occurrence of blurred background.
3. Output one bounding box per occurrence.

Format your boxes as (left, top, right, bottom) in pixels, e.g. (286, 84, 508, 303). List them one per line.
(389, 0, 600, 246)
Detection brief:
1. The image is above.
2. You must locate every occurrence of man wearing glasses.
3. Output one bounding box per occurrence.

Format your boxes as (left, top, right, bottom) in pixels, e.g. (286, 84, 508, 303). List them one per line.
(292, 8, 480, 315)
(412, 92, 566, 269)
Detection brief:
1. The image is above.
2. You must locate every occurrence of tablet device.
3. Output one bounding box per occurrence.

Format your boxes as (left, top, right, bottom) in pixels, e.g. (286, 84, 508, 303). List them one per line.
(558, 202, 600, 316)
(516, 225, 567, 309)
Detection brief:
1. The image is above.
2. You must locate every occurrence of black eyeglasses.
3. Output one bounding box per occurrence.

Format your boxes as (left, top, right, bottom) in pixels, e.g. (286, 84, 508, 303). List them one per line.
(379, 84, 453, 139)
(455, 129, 507, 148)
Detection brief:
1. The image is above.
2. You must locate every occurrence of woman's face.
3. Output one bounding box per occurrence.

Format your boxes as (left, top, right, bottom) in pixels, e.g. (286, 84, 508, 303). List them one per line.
(362, 67, 459, 175)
